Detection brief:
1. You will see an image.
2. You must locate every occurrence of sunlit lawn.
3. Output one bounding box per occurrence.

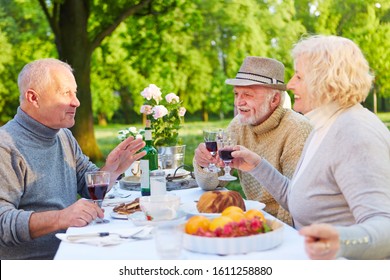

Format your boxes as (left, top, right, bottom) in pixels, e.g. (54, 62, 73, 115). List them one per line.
(94, 119, 244, 195)
(95, 112, 390, 197)
(95, 120, 231, 166)
(377, 112, 390, 129)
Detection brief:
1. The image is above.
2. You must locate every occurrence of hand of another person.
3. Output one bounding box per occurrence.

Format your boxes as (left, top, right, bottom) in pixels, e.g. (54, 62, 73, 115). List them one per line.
(230, 145, 261, 172)
(58, 199, 104, 228)
(101, 137, 146, 184)
(194, 143, 219, 168)
(299, 223, 340, 260)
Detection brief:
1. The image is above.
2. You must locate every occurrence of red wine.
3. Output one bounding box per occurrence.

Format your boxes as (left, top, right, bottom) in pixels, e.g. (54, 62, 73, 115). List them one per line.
(219, 149, 233, 161)
(205, 141, 218, 155)
(88, 183, 108, 200)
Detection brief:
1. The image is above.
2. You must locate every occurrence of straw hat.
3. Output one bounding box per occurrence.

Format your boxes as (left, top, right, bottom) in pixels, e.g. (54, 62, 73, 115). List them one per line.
(225, 56, 286, 90)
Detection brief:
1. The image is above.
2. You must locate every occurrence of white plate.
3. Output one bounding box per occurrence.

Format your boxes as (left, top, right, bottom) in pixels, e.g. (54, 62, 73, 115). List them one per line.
(164, 169, 190, 179)
(128, 211, 187, 226)
(103, 197, 134, 207)
(119, 176, 140, 189)
(110, 211, 131, 220)
(181, 200, 266, 218)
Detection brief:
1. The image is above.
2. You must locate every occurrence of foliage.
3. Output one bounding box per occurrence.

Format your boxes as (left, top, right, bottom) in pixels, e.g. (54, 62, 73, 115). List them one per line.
(0, 0, 389, 131)
(295, 0, 390, 105)
(0, 17, 14, 124)
(0, 0, 56, 124)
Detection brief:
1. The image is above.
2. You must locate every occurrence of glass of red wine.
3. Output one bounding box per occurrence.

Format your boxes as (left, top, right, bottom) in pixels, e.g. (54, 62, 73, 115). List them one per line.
(203, 128, 222, 173)
(85, 171, 111, 224)
(217, 132, 237, 181)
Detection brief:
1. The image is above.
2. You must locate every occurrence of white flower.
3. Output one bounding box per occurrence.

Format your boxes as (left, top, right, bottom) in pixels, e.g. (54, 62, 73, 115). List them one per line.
(140, 104, 153, 115)
(141, 84, 162, 103)
(178, 107, 186, 117)
(165, 93, 180, 103)
(117, 127, 145, 141)
(117, 130, 129, 141)
(152, 105, 169, 119)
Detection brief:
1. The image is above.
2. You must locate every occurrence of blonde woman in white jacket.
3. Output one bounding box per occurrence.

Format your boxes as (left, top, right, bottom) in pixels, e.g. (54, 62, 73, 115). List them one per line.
(230, 35, 390, 260)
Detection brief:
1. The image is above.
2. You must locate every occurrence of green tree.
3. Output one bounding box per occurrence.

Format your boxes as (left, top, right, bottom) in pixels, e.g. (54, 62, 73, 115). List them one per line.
(0, 0, 56, 124)
(0, 19, 14, 124)
(36, 0, 180, 160)
(294, 0, 390, 111)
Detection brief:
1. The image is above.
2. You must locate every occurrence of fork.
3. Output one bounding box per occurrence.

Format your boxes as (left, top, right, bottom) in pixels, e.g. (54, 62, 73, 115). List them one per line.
(117, 226, 153, 240)
(106, 184, 132, 199)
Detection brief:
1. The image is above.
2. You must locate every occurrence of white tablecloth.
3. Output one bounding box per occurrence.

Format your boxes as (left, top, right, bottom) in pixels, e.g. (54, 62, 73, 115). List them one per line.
(54, 187, 308, 260)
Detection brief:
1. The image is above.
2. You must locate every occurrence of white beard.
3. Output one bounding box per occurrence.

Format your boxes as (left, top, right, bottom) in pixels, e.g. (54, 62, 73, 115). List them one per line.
(237, 101, 272, 126)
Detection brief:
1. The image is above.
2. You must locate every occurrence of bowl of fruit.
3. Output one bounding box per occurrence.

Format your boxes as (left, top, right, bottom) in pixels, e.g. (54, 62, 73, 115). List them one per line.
(182, 206, 283, 255)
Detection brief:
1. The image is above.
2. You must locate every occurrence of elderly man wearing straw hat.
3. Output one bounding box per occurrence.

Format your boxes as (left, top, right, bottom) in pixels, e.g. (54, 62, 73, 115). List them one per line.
(193, 57, 312, 225)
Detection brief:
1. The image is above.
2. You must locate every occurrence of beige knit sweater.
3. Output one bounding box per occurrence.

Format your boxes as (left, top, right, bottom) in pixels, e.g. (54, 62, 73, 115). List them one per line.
(194, 105, 313, 225)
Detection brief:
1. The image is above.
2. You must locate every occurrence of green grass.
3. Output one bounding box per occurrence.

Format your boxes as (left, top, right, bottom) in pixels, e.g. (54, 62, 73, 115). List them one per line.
(95, 120, 231, 165)
(94, 113, 390, 198)
(377, 112, 390, 129)
(94, 119, 244, 195)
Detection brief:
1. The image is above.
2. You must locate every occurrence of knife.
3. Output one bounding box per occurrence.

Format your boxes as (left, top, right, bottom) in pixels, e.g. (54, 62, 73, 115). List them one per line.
(66, 232, 110, 241)
(66, 228, 145, 241)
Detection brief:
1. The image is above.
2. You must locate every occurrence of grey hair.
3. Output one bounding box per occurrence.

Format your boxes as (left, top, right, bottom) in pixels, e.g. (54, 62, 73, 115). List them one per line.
(18, 58, 73, 102)
(269, 88, 284, 105)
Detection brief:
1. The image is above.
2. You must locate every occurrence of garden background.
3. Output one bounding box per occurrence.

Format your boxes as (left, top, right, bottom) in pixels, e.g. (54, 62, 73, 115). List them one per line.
(1, 1, 389, 178)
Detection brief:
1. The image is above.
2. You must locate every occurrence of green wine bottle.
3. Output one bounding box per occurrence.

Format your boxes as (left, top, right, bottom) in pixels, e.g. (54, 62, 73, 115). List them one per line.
(140, 120, 158, 196)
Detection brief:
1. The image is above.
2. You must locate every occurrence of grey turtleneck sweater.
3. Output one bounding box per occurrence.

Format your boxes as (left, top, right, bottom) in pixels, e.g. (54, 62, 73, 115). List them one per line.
(0, 107, 99, 259)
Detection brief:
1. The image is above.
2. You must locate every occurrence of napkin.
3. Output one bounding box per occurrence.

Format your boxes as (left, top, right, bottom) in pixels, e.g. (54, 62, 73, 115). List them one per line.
(55, 227, 146, 247)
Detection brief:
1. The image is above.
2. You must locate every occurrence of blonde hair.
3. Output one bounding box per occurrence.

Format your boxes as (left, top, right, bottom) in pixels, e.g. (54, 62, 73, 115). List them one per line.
(291, 35, 374, 108)
(18, 58, 73, 101)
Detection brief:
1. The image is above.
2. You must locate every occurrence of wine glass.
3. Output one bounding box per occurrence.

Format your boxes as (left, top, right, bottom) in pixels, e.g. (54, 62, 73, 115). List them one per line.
(217, 131, 237, 181)
(203, 128, 222, 172)
(85, 171, 111, 224)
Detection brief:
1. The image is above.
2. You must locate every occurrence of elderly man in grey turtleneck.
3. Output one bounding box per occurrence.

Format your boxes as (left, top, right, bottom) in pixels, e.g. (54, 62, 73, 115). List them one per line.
(0, 58, 146, 259)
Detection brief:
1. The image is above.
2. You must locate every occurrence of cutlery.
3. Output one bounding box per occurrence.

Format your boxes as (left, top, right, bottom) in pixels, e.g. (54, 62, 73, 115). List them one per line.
(66, 227, 146, 241)
(106, 194, 132, 199)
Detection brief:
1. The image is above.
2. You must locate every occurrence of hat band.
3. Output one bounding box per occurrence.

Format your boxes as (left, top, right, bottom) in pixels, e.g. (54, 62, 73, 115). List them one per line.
(236, 71, 284, 85)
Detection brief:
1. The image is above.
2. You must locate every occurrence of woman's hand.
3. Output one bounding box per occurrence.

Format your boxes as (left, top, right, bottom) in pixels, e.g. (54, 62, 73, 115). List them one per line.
(299, 223, 340, 260)
(230, 145, 262, 172)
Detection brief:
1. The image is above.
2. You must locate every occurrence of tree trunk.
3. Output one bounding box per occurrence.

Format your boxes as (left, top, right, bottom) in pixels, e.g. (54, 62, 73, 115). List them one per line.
(202, 101, 209, 122)
(38, 0, 156, 161)
(373, 86, 377, 114)
(98, 114, 107, 126)
(58, 0, 103, 161)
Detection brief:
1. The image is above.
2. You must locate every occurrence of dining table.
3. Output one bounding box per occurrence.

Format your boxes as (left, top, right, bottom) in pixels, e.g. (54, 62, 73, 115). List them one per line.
(54, 181, 308, 260)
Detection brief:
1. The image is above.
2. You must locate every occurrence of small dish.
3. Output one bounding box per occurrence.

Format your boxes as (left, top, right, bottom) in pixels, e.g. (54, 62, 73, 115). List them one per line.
(128, 211, 186, 226)
(119, 176, 140, 190)
(110, 211, 131, 220)
(181, 200, 266, 218)
(139, 194, 181, 221)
